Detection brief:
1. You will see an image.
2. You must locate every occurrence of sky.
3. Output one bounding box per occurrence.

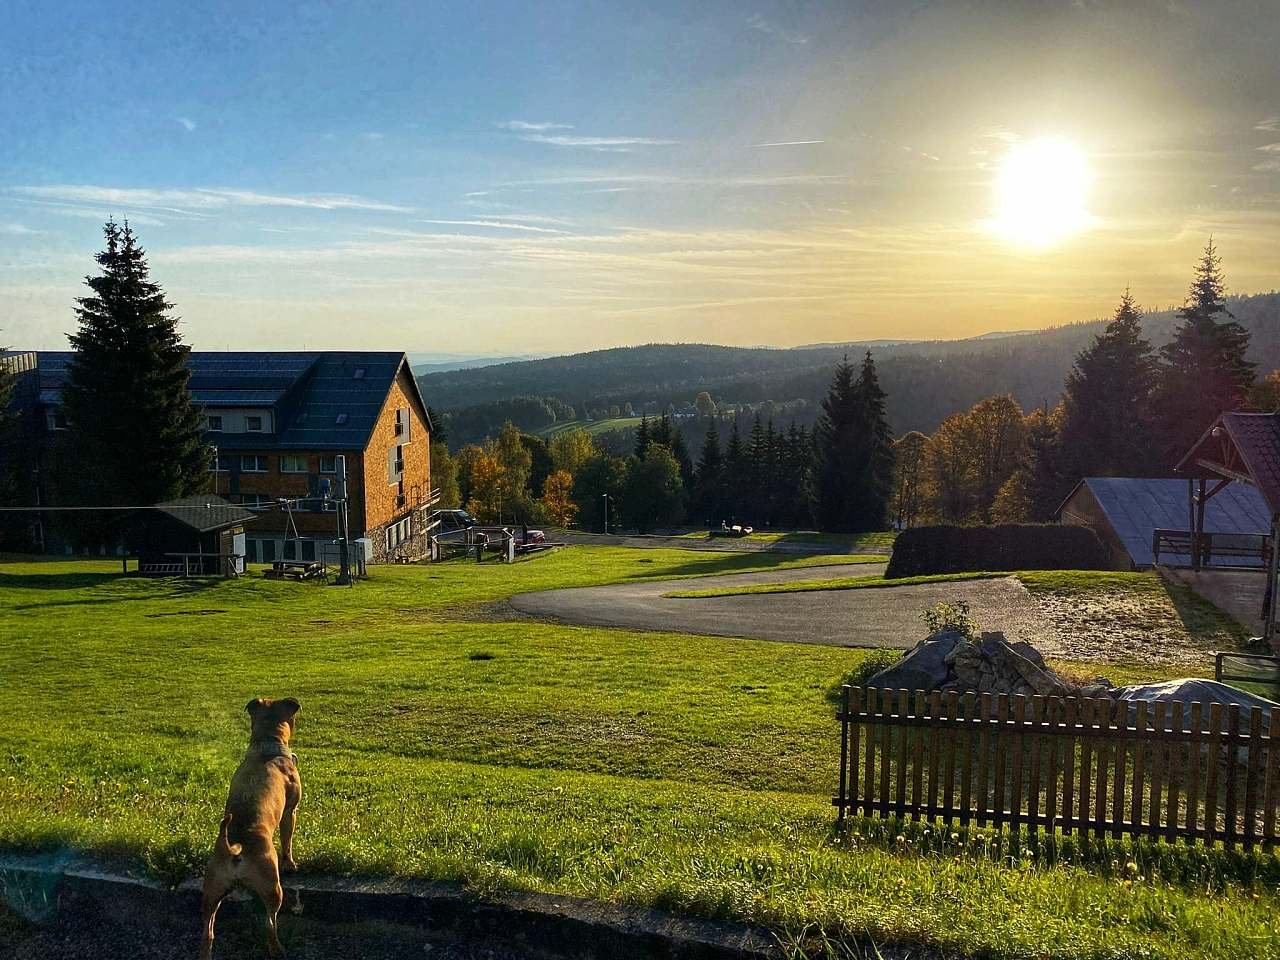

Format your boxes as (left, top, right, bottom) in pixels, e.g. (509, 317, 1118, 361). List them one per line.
(1, 0, 1278, 355)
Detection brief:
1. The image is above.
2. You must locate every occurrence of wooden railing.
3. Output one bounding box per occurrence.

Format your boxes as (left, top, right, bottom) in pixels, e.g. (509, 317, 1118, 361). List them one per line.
(1152, 528, 1270, 568)
(835, 687, 1279, 850)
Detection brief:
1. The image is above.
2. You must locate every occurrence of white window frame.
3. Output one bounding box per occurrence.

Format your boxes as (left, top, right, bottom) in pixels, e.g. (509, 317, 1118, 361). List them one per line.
(319, 455, 337, 474)
(241, 455, 268, 473)
(279, 455, 308, 474)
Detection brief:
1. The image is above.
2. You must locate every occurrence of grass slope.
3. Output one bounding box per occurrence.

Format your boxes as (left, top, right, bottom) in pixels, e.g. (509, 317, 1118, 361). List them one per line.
(674, 530, 898, 550)
(0, 550, 1275, 958)
(535, 417, 645, 439)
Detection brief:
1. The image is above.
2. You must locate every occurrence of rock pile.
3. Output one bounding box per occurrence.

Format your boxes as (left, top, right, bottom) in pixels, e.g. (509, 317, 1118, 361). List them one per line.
(869, 630, 1071, 698)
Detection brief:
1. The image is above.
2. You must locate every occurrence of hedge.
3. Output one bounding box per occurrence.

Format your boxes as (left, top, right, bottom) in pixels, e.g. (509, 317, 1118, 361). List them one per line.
(885, 524, 1109, 578)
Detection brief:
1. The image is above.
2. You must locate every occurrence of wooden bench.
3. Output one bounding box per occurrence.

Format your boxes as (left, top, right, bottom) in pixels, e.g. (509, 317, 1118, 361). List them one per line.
(264, 560, 328, 582)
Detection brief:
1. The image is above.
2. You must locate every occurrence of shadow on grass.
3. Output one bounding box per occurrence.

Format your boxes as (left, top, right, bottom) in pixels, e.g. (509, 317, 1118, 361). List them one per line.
(1162, 581, 1254, 649)
(620, 551, 859, 581)
(0, 571, 123, 591)
(1, 571, 224, 610)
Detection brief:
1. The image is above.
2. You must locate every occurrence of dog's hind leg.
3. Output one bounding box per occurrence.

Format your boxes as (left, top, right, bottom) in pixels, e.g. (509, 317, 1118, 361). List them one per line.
(245, 862, 286, 958)
(199, 871, 233, 960)
(279, 801, 299, 873)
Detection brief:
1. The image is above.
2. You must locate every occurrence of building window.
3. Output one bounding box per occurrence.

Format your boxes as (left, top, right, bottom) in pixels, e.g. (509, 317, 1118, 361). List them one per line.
(207, 415, 224, 432)
(245, 415, 263, 432)
(280, 455, 308, 473)
(208, 454, 232, 474)
(240, 494, 274, 511)
(335, 413, 348, 425)
(319, 455, 337, 473)
(353, 367, 366, 380)
(241, 455, 268, 473)
(46, 410, 69, 431)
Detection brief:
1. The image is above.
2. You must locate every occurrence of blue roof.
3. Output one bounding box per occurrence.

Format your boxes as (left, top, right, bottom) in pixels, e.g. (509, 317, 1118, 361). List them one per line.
(25, 351, 429, 451)
(1074, 477, 1270, 567)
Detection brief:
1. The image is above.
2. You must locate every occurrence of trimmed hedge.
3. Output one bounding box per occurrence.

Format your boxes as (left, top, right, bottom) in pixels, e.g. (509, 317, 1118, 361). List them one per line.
(885, 524, 1108, 578)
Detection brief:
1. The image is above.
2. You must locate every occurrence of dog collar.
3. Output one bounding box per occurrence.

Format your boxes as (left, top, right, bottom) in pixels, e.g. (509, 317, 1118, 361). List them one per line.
(250, 741, 297, 763)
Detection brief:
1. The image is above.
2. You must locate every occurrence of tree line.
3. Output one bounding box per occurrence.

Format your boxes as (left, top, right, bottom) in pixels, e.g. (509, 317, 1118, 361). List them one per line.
(890, 239, 1260, 526)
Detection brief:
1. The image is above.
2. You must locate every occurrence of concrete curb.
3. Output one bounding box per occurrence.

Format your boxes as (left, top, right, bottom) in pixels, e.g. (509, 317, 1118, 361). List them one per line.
(0, 854, 777, 959)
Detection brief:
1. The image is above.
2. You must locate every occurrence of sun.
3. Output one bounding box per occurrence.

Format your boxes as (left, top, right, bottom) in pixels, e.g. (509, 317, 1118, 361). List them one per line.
(990, 138, 1092, 249)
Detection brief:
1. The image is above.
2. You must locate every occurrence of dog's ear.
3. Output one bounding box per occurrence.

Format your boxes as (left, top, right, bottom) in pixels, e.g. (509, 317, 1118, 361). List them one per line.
(245, 697, 266, 715)
(276, 698, 301, 718)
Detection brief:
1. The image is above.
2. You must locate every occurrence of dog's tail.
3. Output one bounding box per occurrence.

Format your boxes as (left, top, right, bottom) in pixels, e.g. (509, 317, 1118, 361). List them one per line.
(217, 813, 243, 859)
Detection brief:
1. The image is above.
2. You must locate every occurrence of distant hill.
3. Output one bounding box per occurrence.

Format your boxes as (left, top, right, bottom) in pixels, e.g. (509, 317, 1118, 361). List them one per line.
(419, 292, 1280, 444)
(408, 353, 542, 374)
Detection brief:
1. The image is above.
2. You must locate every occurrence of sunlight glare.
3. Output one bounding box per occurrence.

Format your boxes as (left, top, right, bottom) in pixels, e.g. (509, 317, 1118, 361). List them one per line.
(990, 138, 1092, 249)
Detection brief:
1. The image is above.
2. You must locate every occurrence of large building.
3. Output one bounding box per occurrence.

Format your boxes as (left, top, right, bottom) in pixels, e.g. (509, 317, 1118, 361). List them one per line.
(5, 351, 434, 563)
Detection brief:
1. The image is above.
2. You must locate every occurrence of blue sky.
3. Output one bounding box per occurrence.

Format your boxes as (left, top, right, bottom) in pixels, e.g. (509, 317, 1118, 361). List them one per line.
(2, 1, 1278, 354)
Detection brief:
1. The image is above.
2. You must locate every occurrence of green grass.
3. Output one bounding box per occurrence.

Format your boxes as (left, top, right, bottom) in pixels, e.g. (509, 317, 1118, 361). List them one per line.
(675, 529, 897, 550)
(666, 570, 1000, 598)
(536, 417, 646, 439)
(0, 550, 1276, 959)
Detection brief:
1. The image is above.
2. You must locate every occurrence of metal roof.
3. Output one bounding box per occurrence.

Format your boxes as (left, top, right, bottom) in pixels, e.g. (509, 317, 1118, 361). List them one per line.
(153, 495, 257, 532)
(26, 350, 430, 451)
(1069, 477, 1270, 567)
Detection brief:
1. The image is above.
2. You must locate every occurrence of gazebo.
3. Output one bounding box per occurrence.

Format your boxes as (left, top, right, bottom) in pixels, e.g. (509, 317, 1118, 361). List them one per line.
(1176, 411, 1280, 646)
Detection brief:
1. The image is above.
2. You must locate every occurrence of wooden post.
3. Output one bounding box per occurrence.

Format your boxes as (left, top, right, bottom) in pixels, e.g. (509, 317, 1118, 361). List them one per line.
(1196, 477, 1207, 569)
(837, 685, 850, 823)
(1265, 515, 1280, 648)
(1188, 478, 1197, 571)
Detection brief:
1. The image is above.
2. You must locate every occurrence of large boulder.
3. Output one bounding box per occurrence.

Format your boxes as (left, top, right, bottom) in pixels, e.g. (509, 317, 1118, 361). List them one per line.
(1113, 679, 1278, 729)
(868, 630, 966, 693)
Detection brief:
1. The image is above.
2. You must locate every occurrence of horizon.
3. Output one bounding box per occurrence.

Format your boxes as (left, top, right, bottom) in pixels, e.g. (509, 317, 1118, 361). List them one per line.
(3, 1, 1279, 354)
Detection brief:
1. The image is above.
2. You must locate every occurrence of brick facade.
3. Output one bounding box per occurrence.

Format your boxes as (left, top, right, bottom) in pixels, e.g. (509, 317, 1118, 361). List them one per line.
(362, 367, 432, 562)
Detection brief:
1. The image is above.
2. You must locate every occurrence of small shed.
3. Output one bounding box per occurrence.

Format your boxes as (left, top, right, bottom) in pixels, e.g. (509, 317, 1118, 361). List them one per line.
(127, 496, 256, 576)
(1056, 477, 1271, 570)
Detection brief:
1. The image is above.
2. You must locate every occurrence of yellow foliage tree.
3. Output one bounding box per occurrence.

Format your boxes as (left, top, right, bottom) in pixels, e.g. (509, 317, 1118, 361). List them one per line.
(540, 469, 578, 527)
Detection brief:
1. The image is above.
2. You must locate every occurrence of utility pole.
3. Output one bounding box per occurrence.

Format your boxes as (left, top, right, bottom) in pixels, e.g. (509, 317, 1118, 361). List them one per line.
(335, 455, 353, 586)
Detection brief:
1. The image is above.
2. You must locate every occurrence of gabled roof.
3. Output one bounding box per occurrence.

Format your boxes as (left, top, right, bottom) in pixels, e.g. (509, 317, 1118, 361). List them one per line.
(153, 495, 257, 532)
(1058, 477, 1270, 567)
(24, 351, 431, 452)
(1176, 412, 1280, 515)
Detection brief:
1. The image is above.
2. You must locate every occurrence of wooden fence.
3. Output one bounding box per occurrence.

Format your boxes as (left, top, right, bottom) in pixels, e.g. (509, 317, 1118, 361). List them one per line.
(834, 686, 1280, 850)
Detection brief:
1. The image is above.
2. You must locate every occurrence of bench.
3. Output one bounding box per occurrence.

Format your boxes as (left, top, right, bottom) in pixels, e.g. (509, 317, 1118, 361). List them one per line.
(264, 560, 328, 582)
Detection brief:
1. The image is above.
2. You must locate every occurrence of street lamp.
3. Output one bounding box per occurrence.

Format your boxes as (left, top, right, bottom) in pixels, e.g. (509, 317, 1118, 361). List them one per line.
(601, 493, 610, 535)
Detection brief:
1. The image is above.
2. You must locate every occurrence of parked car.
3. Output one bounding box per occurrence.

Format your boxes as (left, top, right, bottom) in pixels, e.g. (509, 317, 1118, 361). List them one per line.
(431, 509, 476, 532)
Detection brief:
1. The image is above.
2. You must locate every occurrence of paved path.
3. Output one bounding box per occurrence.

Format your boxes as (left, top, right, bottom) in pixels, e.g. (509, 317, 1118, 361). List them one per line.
(510, 564, 1043, 649)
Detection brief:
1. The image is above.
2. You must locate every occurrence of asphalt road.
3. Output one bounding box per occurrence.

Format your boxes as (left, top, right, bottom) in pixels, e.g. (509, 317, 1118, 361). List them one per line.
(509, 564, 1043, 649)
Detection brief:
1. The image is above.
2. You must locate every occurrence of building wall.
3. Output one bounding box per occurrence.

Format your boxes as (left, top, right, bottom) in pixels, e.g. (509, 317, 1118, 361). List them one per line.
(361, 367, 431, 561)
(210, 450, 360, 536)
(1059, 485, 1132, 570)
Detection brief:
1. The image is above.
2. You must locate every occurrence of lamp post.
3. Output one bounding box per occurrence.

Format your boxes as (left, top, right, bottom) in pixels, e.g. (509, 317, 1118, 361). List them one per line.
(601, 493, 610, 535)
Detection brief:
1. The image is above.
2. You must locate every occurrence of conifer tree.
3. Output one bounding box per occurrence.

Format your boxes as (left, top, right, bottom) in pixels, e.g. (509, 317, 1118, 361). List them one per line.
(723, 418, 748, 521)
(1059, 288, 1158, 478)
(62, 221, 208, 505)
(850, 351, 894, 531)
(1152, 239, 1255, 468)
(813, 356, 862, 531)
(694, 421, 723, 524)
(634, 416, 651, 458)
(669, 423, 694, 487)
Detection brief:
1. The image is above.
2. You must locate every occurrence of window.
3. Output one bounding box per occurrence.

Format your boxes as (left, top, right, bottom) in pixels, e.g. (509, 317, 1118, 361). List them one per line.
(241, 455, 268, 473)
(208, 454, 232, 474)
(335, 413, 348, 425)
(353, 367, 366, 380)
(241, 494, 274, 511)
(46, 410, 69, 431)
(280, 455, 308, 474)
(207, 415, 224, 432)
(245, 415, 263, 432)
(319, 455, 337, 473)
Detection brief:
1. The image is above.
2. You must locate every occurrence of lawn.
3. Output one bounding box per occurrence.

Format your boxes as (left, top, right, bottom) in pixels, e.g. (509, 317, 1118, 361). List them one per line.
(0, 549, 1276, 959)
(675, 529, 897, 550)
(535, 417, 646, 439)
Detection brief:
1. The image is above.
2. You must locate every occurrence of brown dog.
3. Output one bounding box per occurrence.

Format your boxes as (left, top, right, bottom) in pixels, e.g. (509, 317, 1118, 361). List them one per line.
(200, 697, 302, 960)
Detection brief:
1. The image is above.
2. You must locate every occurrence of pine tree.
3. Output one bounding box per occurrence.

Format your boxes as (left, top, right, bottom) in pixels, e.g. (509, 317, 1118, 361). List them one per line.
(669, 424, 694, 487)
(62, 221, 208, 505)
(747, 413, 767, 519)
(850, 351, 894, 531)
(1059, 288, 1158, 478)
(813, 356, 862, 531)
(634, 416, 651, 458)
(1152, 239, 1255, 469)
(723, 418, 747, 521)
(694, 421, 723, 524)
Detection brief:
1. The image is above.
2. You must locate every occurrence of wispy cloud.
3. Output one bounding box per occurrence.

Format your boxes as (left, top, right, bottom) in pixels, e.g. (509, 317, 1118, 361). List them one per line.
(11, 185, 412, 215)
(361, 132, 385, 141)
(497, 120, 573, 132)
(1256, 118, 1280, 133)
(1254, 159, 1280, 172)
(521, 134, 678, 150)
(417, 218, 567, 234)
(1257, 143, 1280, 153)
(0, 222, 39, 235)
(745, 14, 810, 45)
(755, 140, 825, 147)
(176, 116, 197, 132)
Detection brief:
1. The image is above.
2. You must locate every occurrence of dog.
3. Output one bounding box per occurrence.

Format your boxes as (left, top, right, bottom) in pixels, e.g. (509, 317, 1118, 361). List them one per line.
(200, 697, 302, 960)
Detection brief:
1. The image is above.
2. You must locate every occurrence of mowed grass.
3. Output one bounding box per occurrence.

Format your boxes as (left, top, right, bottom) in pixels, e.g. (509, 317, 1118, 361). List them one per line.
(0, 550, 1277, 959)
(675, 529, 898, 550)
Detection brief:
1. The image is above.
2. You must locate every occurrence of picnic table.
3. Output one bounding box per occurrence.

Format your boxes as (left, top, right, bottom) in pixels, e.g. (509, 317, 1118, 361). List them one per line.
(264, 559, 328, 581)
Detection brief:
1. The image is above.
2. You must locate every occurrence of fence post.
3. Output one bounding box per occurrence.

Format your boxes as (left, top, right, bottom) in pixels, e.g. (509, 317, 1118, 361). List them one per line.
(837, 685, 851, 823)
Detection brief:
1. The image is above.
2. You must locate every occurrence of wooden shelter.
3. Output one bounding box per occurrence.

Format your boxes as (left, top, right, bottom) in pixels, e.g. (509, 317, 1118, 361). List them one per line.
(1177, 412, 1280, 647)
(127, 496, 256, 577)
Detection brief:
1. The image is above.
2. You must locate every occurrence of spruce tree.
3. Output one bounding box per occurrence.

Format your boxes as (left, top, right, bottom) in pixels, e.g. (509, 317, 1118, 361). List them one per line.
(723, 418, 747, 521)
(850, 351, 894, 531)
(62, 221, 208, 505)
(694, 421, 723, 524)
(1059, 288, 1158, 478)
(669, 423, 694, 487)
(813, 356, 862, 531)
(1152, 239, 1255, 469)
(634, 416, 651, 458)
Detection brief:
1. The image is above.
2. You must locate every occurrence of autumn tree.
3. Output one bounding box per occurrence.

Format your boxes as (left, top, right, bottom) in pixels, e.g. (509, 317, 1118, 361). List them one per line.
(1059, 288, 1158, 478)
(694, 391, 716, 418)
(1152, 239, 1254, 468)
(891, 431, 928, 529)
(430, 441, 461, 508)
(540, 469, 578, 527)
(549, 428, 596, 474)
(463, 446, 504, 521)
(623, 445, 684, 533)
(923, 413, 974, 522)
(964, 395, 1027, 523)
